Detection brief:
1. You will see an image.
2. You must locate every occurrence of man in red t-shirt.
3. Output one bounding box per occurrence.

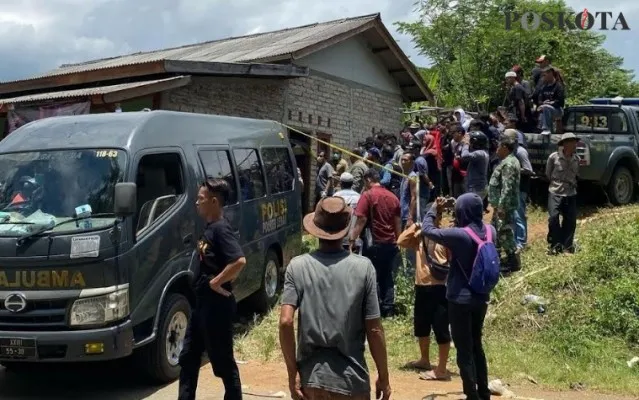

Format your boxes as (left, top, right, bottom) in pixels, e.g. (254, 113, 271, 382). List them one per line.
(350, 168, 401, 317)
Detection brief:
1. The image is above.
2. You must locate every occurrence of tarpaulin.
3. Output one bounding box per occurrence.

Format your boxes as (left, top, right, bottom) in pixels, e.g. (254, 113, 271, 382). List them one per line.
(7, 101, 90, 134)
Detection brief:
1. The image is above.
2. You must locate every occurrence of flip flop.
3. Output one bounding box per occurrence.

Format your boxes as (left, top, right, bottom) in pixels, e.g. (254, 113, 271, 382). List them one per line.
(404, 360, 432, 371)
(419, 370, 452, 381)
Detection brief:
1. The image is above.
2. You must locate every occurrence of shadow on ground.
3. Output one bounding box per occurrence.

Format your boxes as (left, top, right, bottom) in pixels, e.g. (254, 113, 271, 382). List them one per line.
(0, 308, 265, 400)
(0, 360, 168, 400)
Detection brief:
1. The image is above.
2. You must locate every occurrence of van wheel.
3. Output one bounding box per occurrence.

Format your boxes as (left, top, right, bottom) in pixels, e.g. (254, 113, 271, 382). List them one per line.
(249, 250, 282, 314)
(607, 166, 635, 205)
(139, 293, 191, 383)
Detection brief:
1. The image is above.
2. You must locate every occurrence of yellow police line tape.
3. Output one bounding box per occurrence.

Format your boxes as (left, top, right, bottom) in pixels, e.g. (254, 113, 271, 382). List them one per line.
(277, 122, 414, 181)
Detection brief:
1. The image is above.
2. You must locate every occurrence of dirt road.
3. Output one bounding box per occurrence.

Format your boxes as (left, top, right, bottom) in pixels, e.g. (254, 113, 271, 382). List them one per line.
(0, 360, 633, 400)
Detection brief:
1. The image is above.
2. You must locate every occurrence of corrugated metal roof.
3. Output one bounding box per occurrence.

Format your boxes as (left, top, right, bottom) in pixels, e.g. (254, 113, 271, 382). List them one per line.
(28, 14, 379, 81)
(0, 76, 187, 104)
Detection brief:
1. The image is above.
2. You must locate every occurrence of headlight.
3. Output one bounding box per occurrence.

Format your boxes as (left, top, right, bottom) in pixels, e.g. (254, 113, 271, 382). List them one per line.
(70, 288, 129, 326)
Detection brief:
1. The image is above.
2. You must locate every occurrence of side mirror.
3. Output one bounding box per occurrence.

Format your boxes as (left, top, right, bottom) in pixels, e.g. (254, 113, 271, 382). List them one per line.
(114, 182, 137, 218)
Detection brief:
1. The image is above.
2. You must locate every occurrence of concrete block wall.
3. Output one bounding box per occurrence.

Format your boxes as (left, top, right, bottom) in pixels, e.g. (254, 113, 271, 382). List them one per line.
(160, 73, 404, 212)
(284, 73, 403, 211)
(161, 76, 286, 122)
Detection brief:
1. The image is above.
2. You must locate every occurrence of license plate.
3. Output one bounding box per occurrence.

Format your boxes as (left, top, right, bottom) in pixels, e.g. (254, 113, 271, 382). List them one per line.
(0, 338, 37, 360)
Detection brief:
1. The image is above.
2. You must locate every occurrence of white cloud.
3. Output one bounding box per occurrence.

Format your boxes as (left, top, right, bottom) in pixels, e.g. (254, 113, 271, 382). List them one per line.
(0, 0, 634, 82)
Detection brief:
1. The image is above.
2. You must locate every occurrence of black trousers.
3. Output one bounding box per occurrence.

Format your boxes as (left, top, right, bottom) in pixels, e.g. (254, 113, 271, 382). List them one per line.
(547, 194, 577, 251)
(449, 301, 490, 400)
(364, 243, 399, 318)
(178, 290, 242, 400)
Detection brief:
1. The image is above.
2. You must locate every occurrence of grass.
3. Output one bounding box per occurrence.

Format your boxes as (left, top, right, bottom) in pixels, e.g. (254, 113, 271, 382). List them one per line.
(234, 203, 639, 396)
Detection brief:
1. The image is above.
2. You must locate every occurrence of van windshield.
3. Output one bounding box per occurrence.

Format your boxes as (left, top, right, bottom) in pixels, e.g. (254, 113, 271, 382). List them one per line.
(0, 149, 126, 236)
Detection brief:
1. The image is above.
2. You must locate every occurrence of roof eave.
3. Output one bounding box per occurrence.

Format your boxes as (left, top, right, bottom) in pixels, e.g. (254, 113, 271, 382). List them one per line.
(252, 15, 434, 104)
(0, 60, 168, 96)
(370, 19, 435, 104)
(163, 60, 309, 78)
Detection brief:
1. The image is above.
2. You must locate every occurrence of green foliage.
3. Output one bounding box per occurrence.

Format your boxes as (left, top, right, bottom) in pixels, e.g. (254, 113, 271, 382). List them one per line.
(397, 0, 639, 110)
(491, 212, 639, 356)
(301, 235, 318, 254)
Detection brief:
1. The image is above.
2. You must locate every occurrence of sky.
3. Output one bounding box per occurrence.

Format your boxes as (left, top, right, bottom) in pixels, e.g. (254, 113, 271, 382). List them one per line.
(0, 0, 636, 83)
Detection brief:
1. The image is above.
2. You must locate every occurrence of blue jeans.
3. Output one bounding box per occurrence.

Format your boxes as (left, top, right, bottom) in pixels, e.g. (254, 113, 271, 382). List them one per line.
(513, 191, 528, 249)
(539, 105, 562, 131)
(364, 243, 399, 317)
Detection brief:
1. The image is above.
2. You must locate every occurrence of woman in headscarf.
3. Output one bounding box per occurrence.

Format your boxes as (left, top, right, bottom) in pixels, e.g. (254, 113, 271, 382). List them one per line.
(454, 108, 472, 132)
(421, 132, 441, 201)
(421, 193, 495, 400)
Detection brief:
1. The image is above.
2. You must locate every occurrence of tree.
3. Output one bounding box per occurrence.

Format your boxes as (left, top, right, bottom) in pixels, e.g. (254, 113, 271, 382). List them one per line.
(397, 0, 639, 110)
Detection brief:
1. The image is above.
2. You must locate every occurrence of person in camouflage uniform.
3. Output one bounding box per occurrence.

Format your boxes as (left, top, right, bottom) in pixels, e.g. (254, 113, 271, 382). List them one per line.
(488, 135, 521, 272)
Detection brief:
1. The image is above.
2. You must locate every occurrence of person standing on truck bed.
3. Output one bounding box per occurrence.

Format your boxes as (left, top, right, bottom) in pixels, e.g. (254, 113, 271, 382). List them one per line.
(505, 71, 533, 133)
(532, 55, 550, 89)
(546, 133, 580, 255)
(488, 135, 521, 273)
(534, 66, 566, 135)
(178, 178, 247, 400)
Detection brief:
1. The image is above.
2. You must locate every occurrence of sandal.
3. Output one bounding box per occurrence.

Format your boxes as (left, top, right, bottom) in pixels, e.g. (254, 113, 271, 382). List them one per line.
(419, 370, 451, 381)
(404, 360, 432, 371)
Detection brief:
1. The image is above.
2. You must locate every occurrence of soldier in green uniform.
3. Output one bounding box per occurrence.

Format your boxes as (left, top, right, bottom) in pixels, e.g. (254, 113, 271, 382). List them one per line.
(488, 135, 521, 272)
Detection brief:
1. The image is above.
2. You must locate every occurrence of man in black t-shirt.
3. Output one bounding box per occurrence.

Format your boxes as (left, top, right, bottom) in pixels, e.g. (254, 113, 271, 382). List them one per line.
(178, 178, 247, 400)
(506, 71, 532, 132)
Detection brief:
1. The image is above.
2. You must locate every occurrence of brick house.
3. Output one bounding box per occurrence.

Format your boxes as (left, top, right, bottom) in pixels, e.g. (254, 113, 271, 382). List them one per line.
(0, 13, 433, 211)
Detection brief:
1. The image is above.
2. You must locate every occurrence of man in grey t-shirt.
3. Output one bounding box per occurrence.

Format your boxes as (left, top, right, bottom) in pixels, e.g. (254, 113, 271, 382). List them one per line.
(279, 197, 391, 400)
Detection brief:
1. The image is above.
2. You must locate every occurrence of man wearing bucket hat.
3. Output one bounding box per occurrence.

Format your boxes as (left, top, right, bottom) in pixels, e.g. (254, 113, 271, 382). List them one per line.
(545, 132, 580, 255)
(279, 197, 391, 400)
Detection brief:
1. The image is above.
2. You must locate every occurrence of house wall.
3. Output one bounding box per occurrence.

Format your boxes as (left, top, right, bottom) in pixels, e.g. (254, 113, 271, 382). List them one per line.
(295, 36, 402, 95)
(160, 72, 403, 211)
(160, 76, 287, 121)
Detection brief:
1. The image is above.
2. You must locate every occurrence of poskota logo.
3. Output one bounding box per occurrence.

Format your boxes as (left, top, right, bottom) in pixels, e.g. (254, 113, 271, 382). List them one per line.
(505, 9, 630, 31)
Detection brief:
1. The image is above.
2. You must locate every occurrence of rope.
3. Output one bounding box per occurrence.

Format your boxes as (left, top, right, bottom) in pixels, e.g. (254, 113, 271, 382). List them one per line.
(278, 122, 415, 181)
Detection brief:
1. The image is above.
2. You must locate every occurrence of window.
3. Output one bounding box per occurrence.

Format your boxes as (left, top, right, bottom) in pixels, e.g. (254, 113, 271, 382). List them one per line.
(198, 150, 238, 205)
(607, 111, 629, 133)
(261, 147, 295, 194)
(233, 149, 266, 201)
(565, 109, 629, 133)
(135, 153, 184, 235)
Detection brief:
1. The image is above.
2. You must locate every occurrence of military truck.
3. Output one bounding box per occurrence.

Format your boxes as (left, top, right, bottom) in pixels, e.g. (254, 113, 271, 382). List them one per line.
(0, 111, 302, 382)
(525, 97, 639, 205)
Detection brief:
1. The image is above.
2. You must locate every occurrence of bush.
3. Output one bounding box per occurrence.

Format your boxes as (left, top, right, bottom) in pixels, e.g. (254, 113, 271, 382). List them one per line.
(491, 213, 639, 350)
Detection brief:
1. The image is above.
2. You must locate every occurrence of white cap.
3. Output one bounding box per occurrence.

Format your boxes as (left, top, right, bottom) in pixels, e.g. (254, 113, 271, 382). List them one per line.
(340, 172, 354, 183)
(505, 71, 517, 78)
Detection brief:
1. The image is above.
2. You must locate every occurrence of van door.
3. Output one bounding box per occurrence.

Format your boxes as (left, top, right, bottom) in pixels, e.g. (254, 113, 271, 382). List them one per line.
(130, 150, 195, 321)
(231, 148, 268, 298)
(195, 148, 244, 293)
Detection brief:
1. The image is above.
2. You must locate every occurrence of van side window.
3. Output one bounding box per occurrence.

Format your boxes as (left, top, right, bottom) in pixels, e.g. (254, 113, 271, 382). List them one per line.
(261, 147, 294, 194)
(135, 153, 184, 236)
(232, 149, 266, 201)
(198, 150, 238, 205)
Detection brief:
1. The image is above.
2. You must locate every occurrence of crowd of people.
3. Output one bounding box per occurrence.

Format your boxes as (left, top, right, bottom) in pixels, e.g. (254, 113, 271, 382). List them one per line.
(175, 55, 579, 400)
(288, 55, 579, 400)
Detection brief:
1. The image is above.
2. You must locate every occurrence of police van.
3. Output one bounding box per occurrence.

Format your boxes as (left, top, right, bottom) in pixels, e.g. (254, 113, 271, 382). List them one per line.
(0, 111, 302, 382)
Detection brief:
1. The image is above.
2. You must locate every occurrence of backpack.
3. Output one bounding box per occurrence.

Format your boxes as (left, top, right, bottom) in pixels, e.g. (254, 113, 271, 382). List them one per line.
(461, 225, 500, 294)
